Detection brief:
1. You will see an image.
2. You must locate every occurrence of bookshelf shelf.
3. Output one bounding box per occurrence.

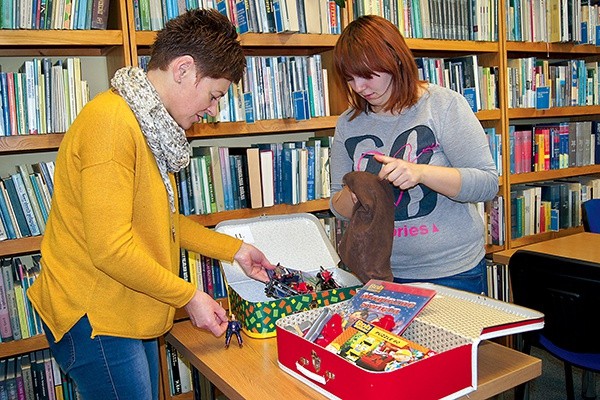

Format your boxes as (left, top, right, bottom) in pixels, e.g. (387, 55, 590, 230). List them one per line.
(476, 109, 502, 121)
(405, 38, 500, 53)
(0, 236, 43, 257)
(133, 31, 340, 48)
(186, 116, 338, 138)
(510, 226, 585, 248)
(187, 198, 330, 227)
(0, 30, 124, 47)
(0, 134, 65, 154)
(0, 334, 48, 358)
(507, 105, 600, 119)
(506, 40, 600, 55)
(510, 166, 600, 185)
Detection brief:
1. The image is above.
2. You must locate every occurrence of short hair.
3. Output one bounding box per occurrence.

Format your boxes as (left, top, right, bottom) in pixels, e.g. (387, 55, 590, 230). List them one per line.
(147, 9, 246, 84)
(333, 15, 423, 119)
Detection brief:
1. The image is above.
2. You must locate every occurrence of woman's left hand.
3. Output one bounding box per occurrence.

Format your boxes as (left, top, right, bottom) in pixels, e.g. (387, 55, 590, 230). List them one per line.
(233, 242, 275, 282)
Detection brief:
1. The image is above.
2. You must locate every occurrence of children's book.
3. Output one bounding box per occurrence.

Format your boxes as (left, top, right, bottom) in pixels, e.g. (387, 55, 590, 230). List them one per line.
(340, 280, 436, 336)
(326, 318, 435, 372)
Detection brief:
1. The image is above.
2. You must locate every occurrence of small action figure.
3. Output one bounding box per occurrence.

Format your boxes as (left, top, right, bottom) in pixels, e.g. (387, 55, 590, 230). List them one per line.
(316, 266, 340, 291)
(225, 315, 243, 349)
(264, 263, 315, 298)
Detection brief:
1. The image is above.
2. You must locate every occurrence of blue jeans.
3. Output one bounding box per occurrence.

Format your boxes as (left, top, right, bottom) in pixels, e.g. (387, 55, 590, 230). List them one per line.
(43, 315, 159, 400)
(393, 257, 488, 295)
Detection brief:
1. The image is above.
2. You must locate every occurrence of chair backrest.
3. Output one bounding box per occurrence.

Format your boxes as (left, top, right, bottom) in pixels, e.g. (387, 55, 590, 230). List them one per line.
(509, 250, 600, 353)
(582, 198, 600, 233)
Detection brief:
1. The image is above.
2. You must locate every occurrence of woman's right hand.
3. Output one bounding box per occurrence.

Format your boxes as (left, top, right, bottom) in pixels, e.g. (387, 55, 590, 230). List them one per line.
(184, 289, 229, 337)
(332, 186, 358, 219)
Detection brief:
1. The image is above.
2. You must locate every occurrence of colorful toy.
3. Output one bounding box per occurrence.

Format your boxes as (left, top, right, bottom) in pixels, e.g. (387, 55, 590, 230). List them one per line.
(225, 315, 243, 349)
(316, 266, 340, 291)
(314, 313, 343, 347)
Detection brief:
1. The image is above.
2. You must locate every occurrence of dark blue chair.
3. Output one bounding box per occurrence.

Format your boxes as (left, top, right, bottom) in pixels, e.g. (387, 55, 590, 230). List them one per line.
(582, 199, 600, 233)
(509, 250, 600, 400)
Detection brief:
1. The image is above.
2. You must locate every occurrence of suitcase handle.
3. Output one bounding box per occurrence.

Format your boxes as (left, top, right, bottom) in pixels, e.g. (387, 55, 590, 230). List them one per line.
(296, 361, 328, 385)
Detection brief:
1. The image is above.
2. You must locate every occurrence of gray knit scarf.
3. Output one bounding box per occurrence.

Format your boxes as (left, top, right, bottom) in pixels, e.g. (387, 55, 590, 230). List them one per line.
(111, 67, 190, 213)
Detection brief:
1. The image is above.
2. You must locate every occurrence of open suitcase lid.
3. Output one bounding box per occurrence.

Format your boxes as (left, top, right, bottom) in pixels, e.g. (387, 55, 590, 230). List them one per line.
(215, 213, 362, 302)
(407, 283, 545, 341)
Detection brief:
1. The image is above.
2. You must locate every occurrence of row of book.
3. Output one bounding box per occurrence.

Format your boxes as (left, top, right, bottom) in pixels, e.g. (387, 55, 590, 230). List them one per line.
(510, 175, 600, 239)
(0, 256, 43, 343)
(165, 342, 194, 396)
(0, 0, 110, 30)
(179, 250, 228, 299)
(509, 121, 600, 175)
(486, 260, 509, 301)
(506, 0, 597, 44)
(506, 57, 600, 109)
(352, 0, 499, 42)
(0, 58, 90, 137)
(0, 162, 56, 242)
(132, 0, 342, 35)
(415, 55, 499, 112)
(165, 341, 220, 397)
(485, 127, 503, 176)
(481, 194, 505, 246)
(0, 350, 77, 400)
(142, 53, 330, 124)
(177, 139, 331, 214)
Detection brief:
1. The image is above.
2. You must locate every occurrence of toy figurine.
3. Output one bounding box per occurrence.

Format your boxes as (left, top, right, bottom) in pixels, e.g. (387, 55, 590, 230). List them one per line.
(316, 266, 340, 291)
(225, 315, 243, 349)
(264, 263, 317, 299)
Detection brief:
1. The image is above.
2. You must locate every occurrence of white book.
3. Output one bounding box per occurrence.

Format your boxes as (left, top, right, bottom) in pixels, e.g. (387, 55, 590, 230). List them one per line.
(259, 149, 275, 207)
(298, 147, 308, 203)
(281, 0, 300, 32)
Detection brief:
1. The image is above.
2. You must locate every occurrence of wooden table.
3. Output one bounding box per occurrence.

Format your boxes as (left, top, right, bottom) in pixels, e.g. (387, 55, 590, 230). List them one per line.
(492, 232, 600, 265)
(167, 320, 541, 400)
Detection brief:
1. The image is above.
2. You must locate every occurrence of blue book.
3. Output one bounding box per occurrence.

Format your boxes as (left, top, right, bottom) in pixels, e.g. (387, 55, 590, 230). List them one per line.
(235, 0, 249, 34)
(2, 178, 31, 238)
(177, 169, 190, 215)
(0, 188, 16, 239)
(243, 92, 255, 123)
(10, 173, 40, 236)
(211, 259, 226, 299)
(29, 174, 49, 223)
(306, 144, 315, 200)
(228, 155, 241, 209)
(281, 146, 294, 204)
(0, 73, 11, 136)
(216, 0, 228, 16)
(292, 90, 308, 121)
(272, 0, 284, 32)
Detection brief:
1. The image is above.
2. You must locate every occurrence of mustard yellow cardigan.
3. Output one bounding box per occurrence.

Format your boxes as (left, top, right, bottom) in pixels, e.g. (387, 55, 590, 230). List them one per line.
(27, 89, 242, 342)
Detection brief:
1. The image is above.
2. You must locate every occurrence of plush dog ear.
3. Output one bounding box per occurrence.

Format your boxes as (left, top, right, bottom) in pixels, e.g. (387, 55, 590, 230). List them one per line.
(338, 171, 395, 283)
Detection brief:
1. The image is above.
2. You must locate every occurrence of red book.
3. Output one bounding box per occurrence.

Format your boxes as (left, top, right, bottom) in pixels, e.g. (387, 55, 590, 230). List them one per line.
(340, 280, 436, 336)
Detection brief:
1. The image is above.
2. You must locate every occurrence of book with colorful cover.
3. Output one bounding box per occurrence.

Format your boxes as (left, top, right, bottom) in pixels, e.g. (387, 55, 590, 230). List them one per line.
(326, 319, 435, 372)
(340, 280, 436, 336)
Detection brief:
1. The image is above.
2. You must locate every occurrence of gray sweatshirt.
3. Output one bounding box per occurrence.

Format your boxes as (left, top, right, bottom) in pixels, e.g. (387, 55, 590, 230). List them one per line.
(330, 84, 498, 279)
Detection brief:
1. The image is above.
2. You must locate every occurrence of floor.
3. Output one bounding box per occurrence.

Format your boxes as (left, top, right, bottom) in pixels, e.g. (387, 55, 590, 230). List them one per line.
(497, 346, 598, 400)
